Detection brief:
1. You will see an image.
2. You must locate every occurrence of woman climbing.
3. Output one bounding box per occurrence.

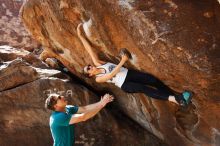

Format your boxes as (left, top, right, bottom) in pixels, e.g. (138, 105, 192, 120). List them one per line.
(77, 23, 193, 106)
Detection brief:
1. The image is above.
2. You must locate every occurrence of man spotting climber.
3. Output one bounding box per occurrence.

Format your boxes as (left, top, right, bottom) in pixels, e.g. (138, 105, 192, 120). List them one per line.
(45, 93, 114, 146)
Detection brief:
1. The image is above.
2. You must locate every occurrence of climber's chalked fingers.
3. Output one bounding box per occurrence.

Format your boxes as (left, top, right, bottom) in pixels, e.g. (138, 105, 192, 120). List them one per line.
(119, 48, 132, 59)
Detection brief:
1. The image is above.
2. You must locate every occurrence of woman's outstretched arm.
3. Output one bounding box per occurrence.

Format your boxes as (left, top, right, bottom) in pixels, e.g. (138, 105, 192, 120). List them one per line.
(95, 55, 128, 83)
(77, 23, 105, 66)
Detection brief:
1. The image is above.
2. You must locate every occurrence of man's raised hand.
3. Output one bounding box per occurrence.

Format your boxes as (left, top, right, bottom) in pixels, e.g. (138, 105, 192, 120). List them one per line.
(100, 94, 114, 107)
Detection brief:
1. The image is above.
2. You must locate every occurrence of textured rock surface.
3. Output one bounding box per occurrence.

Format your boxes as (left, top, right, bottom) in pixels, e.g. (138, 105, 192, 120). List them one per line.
(0, 0, 37, 49)
(21, 0, 220, 146)
(0, 46, 165, 146)
(0, 58, 38, 91)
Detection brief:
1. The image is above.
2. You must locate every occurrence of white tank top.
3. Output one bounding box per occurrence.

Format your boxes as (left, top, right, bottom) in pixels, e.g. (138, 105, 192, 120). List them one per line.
(96, 62, 128, 88)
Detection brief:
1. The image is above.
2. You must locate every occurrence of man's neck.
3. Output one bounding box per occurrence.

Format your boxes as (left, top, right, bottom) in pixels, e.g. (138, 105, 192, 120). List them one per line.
(55, 106, 66, 112)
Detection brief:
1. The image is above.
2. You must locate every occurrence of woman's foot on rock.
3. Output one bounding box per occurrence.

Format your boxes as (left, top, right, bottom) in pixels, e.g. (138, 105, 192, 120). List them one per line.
(178, 91, 193, 107)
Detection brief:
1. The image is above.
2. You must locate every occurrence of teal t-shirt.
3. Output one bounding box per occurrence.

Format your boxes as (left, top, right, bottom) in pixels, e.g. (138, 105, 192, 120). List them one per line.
(50, 105, 79, 146)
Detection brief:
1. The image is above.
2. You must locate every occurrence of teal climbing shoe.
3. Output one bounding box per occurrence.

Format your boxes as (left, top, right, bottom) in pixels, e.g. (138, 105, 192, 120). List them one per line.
(179, 91, 193, 106)
(183, 91, 192, 104)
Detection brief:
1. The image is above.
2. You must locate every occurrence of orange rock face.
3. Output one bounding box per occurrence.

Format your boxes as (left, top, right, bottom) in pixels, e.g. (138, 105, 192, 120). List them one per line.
(20, 0, 220, 146)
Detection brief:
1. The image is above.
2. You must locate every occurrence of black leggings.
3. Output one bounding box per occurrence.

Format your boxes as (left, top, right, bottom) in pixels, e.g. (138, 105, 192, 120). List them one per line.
(121, 70, 177, 100)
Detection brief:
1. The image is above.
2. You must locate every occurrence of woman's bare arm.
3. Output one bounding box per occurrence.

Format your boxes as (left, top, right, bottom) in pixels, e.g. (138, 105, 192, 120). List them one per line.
(95, 55, 128, 83)
(77, 23, 105, 66)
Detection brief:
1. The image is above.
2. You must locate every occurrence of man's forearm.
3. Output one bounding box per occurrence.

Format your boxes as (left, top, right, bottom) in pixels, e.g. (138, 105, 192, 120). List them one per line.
(69, 105, 103, 124)
(81, 101, 103, 112)
(83, 106, 103, 121)
(69, 92, 113, 124)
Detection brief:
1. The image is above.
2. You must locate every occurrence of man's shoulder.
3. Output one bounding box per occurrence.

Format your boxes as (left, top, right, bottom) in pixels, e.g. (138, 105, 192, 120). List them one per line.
(66, 105, 79, 114)
(50, 112, 67, 120)
(50, 111, 71, 126)
(66, 105, 77, 109)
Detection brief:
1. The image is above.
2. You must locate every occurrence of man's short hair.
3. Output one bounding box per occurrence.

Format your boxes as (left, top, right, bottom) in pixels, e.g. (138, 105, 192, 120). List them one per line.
(45, 93, 60, 110)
